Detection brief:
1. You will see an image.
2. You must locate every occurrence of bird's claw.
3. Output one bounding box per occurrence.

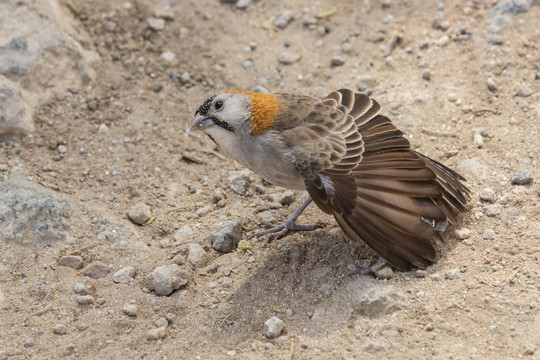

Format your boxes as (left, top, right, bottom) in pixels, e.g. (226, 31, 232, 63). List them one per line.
(249, 221, 323, 242)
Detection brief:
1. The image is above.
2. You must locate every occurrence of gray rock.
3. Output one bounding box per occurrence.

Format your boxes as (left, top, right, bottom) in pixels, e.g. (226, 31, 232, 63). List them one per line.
(490, 0, 534, 17)
(187, 244, 208, 268)
(73, 283, 86, 295)
(516, 84, 533, 97)
(23, 337, 35, 348)
(147, 17, 166, 31)
(146, 264, 189, 296)
(486, 204, 502, 217)
(357, 74, 374, 92)
(330, 56, 345, 67)
(487, 77, 499, 92)
(454, 227, 471, 240)
(211, 219, 242, 253)
(0, 174, 71, 245)
(123, 303, 138, 316)
(346, 278, 405, 317)
(483, 228, 496, 240)
(512, 170, 533, 185)
(76, 295, 94, 305)
(0, 1, 99, 139)
(155, 317, 169, 328)
(480, 188, 496, 202)
(58, 256, 83, 269)
(228, 169, 251, 195)
(242, 60, 254, 69)
(160, 51, 176, 62)
(278, 51, 301, 65)
(173, 225, 193, 243)
(374, 266, 394, 280)
(445, 268, 461, 280)
(147, 327, 167, 340)
(270, 191, 296, 205)
(0, 79, 33, 136)
(236, 0, 252, 9)
(52, 324, 67, 335)
(264, 316, 285, 338)
(258, 210, 280, 226)
(79, 261, 110, 279)
(128, 202, 152, 225)
(422, 69, 431, 81)
(112, 266, 136, 284)
(274, 11, 295, 29)
(487, 33, 504, 45)
(362, 342, 387, 353)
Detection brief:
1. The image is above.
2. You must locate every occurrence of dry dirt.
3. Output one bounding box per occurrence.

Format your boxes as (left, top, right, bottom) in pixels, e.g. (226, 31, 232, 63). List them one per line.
(1, 0, 540, 359)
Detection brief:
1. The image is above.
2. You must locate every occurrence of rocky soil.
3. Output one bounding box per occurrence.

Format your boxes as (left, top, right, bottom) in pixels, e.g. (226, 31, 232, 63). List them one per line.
(1, 0, 539, 359)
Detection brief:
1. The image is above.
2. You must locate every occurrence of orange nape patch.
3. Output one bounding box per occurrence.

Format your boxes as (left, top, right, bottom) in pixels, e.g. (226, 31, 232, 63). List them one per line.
(226, 90, 280, 135)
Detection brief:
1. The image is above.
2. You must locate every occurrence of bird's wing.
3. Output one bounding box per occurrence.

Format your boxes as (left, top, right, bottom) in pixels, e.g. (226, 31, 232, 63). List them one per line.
(305, 89, 470, 270)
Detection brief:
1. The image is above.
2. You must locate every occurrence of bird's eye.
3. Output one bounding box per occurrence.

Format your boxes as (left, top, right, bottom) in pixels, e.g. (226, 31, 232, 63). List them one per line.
(215, 100, 223, 110)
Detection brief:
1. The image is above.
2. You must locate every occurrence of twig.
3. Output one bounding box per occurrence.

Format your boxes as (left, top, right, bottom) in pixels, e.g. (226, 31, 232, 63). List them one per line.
(24, 304, 54, 322)
(67, 242, 98, 256)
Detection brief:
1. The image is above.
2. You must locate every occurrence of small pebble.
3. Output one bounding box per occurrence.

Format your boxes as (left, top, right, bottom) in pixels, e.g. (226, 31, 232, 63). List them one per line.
(236, 0, 251, 9)
(153, 84, 163, 93)
(473, 132, 483, 148)
(479, 188, 496, 202)
(264, 317, 285, 339)
(112, 266, 136, 284)
(147, 17, 165, 31)
(188, 243, 208, 268)
(447, 93, 458, 102)
(454, 227, 471, 240)
(415, 270, 426, 278)
(422, 69, 431, 81)
(98, 123, 109, 133)
(147, 327, 167, 340)
(155, 317, 169, 328)
(278, 51, 301, 65)
(487, 34, 503, 45)
(79, 261, 111, 279)
(424, 323, 434, 331)
(445, 269, 461, 280)
(23, 337, 35, 347)
(73, 283, 87, 295)
(146, 264, 189, 296)
(487, 78, 498, 92)
(330, 56, 345, 67)
(270, 191, 296, 205)
(511, 170, 533, 185)
(57, 145, 67, 154)
(123, 303, 138, 316)
(486, 204, 502, 217)
(77, 295, 95, 305)
(52, 324, 67, 335)
(483, 228, 496, 240)
(516, 84, 533, 97)
(274, 11, 295, 29)
(128, 202, 152, 225)
(58, 255, 83, 269)
(160, 51, 176, 62)
(374, 266, 394, 280)
(211, 219, 242, 253)
(242, 60, 254, 69)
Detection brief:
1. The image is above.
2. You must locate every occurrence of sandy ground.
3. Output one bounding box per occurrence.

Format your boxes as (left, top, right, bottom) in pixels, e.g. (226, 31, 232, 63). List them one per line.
(1, 0, 539, 359)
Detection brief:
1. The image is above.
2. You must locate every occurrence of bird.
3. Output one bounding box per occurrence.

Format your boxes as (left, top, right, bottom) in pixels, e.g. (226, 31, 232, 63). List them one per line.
(190, 89, 470, 270)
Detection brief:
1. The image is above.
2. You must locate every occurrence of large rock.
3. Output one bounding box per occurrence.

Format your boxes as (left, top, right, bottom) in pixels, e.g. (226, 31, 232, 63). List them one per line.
(0, 173, 71, 245)
(0, 0, 100, 137)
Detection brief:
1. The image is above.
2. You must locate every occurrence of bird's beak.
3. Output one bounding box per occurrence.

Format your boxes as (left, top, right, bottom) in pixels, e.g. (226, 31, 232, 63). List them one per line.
(189, 113, 214, 134)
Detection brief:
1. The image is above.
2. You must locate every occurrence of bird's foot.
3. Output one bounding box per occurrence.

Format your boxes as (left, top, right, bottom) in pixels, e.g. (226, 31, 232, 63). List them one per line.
(249, 220, 323, 242)
(356, 257, 387, 275)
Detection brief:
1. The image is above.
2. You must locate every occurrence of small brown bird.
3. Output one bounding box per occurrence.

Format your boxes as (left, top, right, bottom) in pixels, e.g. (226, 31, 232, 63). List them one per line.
(191, 89, 470, 270)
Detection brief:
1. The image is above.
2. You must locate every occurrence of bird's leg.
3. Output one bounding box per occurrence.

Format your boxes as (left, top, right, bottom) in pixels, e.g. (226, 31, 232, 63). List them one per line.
(356, 257, 387, 275)
(249, 197, 323, 242)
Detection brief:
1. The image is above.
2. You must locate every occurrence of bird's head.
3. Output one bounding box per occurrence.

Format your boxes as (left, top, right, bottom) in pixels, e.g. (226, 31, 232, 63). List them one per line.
(190, 90, 281, 142)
